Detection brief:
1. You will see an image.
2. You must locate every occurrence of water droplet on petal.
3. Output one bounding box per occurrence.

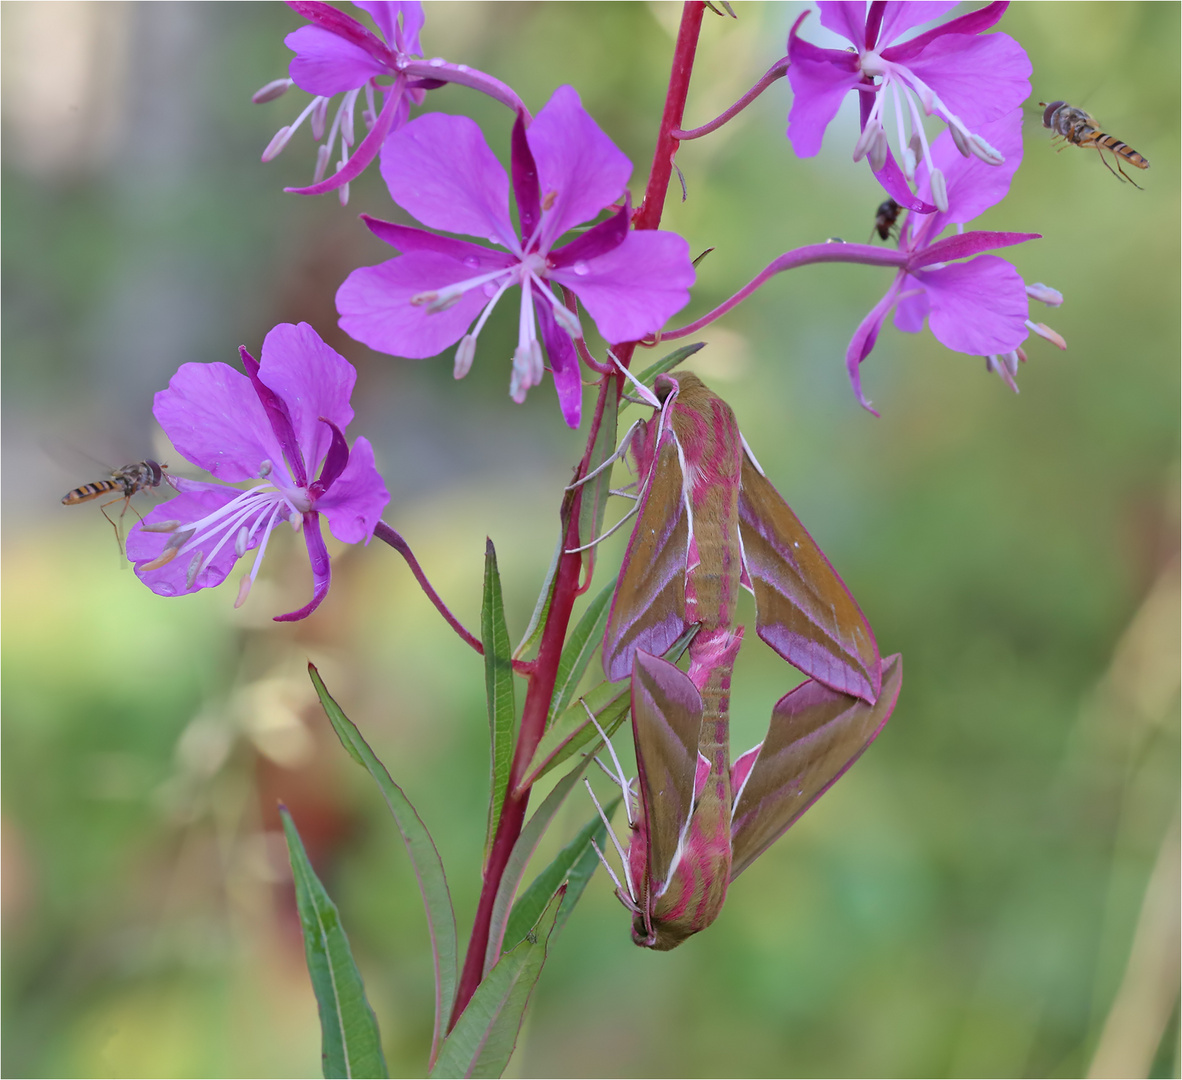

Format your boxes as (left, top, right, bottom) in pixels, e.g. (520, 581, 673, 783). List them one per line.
(464, 256, 480, 269)
(572, 261, 590, 277)
(457, 63, 469, 73)
(428, 57, 445, 67)
(482, 282, 499, 298)
(157, 583, 177, 597)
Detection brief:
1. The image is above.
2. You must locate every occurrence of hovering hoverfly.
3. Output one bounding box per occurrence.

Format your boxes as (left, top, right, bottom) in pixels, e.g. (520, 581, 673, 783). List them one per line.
(870, 197, 902, 242)
(61, 459, 167, 552)
(1040, 100, 1149, 187)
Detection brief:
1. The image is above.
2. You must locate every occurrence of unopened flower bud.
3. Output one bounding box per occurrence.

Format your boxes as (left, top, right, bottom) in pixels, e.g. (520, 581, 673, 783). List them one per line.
(1025, 282, 1063, 307)
(252, 78, 292, 105)
(454, 335, 477, 379)
(261, 126, 293, 163)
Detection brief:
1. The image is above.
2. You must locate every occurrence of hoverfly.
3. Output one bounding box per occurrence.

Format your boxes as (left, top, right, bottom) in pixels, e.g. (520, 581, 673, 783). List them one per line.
(1040, 101, 1149, 188)
(870, 197, 902, 242)
(61, 459, 167, 552)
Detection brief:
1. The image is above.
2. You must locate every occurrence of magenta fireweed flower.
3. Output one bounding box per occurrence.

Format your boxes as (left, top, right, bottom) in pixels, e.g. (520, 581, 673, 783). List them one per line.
(255, 1, 522, 203)
(786, 1, 1031, 211)
(127, 323, 389, 621)
(846, 110, 1062, 409)
(336, 85, 695, 428)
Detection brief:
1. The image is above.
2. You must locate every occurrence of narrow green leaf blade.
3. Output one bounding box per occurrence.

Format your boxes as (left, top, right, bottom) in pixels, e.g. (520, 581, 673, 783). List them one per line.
(628, 342, 706, 399)
(484, 755, 601, 973)
(576, 390, 619, 578)
(309, 665, 458, 1071)
(547, 583, 614, 726)
(482, 539, 516, 860)
(280, 807, 389, 1080)
(431, 889, 564, 1080)
(513, 532, 562, 661)
(503, 802, 617, 950)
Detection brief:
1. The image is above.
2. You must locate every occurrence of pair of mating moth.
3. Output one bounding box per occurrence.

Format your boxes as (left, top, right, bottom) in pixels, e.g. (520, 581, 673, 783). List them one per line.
(589, 371, 900, 950)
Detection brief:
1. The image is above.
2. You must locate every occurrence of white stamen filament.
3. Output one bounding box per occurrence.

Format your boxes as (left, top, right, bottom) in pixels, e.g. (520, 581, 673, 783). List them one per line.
(363, 83, 377, 130)
(311, 96, 329, 142)
(411, 265, 510, 311)
(235, 501, 287, 608)
(261, 126, 294, 163)
(340, 88, 357, 149)
(529, 269, 583, 338)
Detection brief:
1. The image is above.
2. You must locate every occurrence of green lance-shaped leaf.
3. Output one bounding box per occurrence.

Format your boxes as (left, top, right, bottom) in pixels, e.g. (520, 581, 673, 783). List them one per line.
(280, 807, 389, 1080)
(575, 389, 619, 579)
(309, 665, 458, 1070)
(430, 888, 565, 1080)
(547, 582, 614, 726)
(482, 539, 516, 860)
(484, 753, 605, 973)
(627, 342, 706, 400)
(513, 531, 562, 661)
(502, 803, 617, 952)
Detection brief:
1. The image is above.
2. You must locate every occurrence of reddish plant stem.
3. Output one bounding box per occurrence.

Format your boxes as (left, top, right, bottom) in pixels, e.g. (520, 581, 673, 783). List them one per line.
(448, 0, 706, 1029)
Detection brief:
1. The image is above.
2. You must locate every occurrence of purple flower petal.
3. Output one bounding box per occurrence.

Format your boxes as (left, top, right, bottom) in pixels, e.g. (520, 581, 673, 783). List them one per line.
(786, 32, 863, 157)
(240, 345, 306, 487)
(337, 253, 490, 358)
(380, 113, 516, 248)
(550, 230, 693, 344)
(892, 274, 930, 332)
(355, 1, 423, 54)
(317, 436, 389, 543)
(901, 32, 1031, 127)
(915, 255, 1028, 354)
(153, 362, 283, 484)
(873, 150, 938, 213)
(549, 201, 629, 269)
(910, 229, 1038, 269)
(511, 110, 541, 244)
(128, 482, 247, 596)
(874, 1, 961, 48)
(884, 0, 1008, 60)
(926, 108, 1023, 224)
(535, 299, 583, 429)
(256, 323, 356, 478)
(845, 273, 904, 413)
(527, 85, 632, 250)
(817, 2, 868, 47)
(275, 513, 331, 622)
(285, 25, 390, 95)
(362, 216, 516, 266)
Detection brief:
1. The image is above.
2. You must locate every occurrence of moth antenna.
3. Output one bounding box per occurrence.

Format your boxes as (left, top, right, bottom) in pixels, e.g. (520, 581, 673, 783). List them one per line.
(607, 348, 661, 408)
(583, 777, 637, 902)
(566, 419, 643, 490)
(584, 700, 635, 827)
(564, 497, 640, 554)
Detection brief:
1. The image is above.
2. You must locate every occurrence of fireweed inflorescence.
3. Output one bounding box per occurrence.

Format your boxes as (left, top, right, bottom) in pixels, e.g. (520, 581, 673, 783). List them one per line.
(113, 2, 1076, 1073)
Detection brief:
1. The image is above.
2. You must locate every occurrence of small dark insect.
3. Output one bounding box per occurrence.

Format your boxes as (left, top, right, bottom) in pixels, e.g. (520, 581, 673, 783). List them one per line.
(1040, 100, 1149, 188)
(870, 198, 902, 242)
(62, 459, 166, 551)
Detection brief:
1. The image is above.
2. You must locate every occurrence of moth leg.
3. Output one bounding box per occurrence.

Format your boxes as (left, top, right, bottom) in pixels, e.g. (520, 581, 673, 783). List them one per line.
(583, 700, 635, 826)
(583, 777, 638, 904)
(565, 497, 640, 554)
(566, 419, 643, 491)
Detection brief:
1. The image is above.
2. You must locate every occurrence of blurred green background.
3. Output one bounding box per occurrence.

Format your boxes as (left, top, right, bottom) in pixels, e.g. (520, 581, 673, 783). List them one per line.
(2, 3, 1178, 1077)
